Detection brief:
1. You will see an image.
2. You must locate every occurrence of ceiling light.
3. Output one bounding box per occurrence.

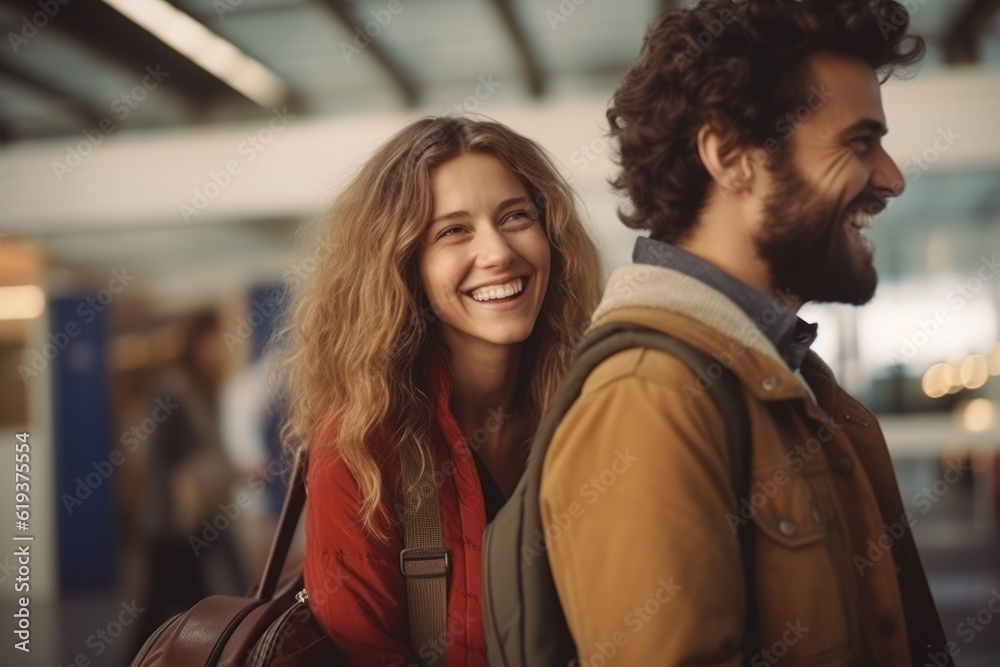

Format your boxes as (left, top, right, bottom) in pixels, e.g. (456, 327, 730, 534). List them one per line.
(102, 0, 288, 108)
(921, 363, 949, 399)
(959, 355, 989, 390)
(987, 343, 1000, 376)
(961, 398, 996, 433)
(0, 285, 45, 320)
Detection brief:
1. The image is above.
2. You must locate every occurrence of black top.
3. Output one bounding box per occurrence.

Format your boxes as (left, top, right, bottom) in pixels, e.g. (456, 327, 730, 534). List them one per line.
(470, 448, 507, 523)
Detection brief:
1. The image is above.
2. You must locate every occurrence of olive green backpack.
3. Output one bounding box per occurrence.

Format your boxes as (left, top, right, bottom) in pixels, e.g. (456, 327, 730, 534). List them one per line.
(482, 322, 755, 666)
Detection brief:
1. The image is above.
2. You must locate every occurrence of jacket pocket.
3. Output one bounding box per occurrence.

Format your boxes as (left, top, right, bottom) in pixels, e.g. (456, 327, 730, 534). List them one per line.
(748, 470, 853, 665)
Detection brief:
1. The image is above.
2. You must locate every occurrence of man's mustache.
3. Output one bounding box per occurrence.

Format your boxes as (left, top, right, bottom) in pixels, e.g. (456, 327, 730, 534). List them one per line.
(851, 191, 889, 216)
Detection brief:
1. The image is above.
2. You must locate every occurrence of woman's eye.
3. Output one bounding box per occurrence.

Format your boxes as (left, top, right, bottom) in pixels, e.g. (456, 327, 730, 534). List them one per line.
(501, 209, 536, 227)
(438, 226, 463, 238)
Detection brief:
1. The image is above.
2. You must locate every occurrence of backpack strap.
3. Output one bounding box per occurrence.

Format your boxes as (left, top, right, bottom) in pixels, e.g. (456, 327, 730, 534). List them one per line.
(573, 322, 758, 659)
(483, 322, 757, 666)
(400, 451, 449, 666)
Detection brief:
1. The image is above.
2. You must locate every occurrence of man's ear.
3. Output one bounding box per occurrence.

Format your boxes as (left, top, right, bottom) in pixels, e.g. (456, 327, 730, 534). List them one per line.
(696, 124, 757, 193)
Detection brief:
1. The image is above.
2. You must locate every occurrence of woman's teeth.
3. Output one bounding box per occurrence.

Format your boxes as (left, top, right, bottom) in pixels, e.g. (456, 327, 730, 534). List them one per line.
(470, 278, 524, 302)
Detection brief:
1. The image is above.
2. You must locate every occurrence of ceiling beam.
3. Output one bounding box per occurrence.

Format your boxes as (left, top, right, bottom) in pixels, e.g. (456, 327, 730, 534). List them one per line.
(314, 0, 419, 107)
(0, 60, 104, 128)
(943, 0, 1000, 64)
(487, 0, 544, 97)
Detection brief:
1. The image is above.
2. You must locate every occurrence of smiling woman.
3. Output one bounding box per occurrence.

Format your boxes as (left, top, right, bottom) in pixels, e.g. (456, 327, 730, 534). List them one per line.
(274, 116, 602, 666)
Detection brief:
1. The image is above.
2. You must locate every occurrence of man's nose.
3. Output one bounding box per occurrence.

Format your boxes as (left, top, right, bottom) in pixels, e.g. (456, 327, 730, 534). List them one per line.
(873, 146, 905, 199)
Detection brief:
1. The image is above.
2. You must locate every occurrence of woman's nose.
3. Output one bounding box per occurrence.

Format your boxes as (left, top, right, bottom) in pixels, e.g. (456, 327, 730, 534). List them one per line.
(474, 226, 517, 268)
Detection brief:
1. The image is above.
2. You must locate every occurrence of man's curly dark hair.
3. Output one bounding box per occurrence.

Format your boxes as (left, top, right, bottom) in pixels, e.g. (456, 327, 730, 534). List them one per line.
(607, 0, 925, 243)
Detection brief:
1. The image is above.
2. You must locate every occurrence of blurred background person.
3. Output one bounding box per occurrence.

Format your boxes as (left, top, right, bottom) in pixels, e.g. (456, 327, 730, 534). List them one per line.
(130, 309, 246, 654)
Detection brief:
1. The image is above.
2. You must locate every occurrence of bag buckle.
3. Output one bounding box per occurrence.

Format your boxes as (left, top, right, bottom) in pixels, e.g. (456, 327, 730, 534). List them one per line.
(399, 547, 450, 579)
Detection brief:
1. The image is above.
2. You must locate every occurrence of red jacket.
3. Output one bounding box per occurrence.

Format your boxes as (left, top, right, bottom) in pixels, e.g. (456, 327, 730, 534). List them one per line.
(303, 358, 490, 666)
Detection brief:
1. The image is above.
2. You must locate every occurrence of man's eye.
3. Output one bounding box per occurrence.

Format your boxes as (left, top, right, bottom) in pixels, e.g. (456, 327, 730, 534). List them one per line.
(849, 137, 874, 154)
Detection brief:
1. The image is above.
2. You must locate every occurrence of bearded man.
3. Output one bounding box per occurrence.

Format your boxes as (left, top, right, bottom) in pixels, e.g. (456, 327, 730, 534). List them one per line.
(538, 0, 952, 664)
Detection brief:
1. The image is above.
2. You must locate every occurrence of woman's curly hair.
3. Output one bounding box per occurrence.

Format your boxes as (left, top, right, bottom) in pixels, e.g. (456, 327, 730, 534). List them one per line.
(274, 116, 603, 539)
(607, 0, 925, 243)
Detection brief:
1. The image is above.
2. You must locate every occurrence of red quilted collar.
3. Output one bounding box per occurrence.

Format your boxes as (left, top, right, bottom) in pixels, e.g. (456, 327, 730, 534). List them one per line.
(427, 352, 471, 461)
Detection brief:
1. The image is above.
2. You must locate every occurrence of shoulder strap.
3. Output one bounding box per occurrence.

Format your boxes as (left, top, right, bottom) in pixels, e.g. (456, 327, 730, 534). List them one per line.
(278, 448, 448, 664)
(256, 448, 307, 601)
(262, 449, 449, 665)
(400, 451, 449, 666)
(575, 323, 758, 658)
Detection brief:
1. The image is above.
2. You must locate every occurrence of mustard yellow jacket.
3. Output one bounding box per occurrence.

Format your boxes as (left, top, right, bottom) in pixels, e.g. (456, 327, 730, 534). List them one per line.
(540, 264, 948, 666)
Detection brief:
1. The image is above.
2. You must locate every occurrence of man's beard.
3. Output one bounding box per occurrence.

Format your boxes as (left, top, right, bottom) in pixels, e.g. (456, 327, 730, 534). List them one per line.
(754, 158, 882, 306)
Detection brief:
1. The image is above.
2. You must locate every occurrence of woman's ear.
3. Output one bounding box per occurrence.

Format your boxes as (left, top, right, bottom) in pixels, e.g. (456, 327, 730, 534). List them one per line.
(696, 124, 755, 194)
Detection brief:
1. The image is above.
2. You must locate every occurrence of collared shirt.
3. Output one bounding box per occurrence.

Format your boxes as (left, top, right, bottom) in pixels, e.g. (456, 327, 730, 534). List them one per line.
(632, 236, 818, 370)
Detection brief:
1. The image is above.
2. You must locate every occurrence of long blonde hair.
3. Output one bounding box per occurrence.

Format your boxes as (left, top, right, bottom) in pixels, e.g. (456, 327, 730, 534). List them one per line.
(277, 116, 603, 537)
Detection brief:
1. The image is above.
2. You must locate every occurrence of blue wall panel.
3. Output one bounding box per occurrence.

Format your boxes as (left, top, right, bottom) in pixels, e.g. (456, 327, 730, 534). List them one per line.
(51, 297, 116, 591)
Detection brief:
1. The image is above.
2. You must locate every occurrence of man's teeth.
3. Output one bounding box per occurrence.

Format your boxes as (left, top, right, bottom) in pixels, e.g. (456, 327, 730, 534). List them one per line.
(852, 213, 874, 230)
(470, 278, 524, 302)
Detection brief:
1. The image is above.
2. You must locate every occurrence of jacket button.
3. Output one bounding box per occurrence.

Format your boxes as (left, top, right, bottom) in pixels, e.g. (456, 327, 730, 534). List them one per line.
(778, 519, 797, 536)
(833, 458, 852, 477)
(879, 616, 896, 636)
(762, 377, 779, 391)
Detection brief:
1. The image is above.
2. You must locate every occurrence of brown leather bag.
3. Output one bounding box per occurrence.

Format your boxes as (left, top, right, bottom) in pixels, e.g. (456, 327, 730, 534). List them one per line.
(130, 451, 341, 666)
